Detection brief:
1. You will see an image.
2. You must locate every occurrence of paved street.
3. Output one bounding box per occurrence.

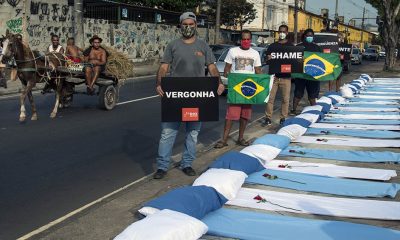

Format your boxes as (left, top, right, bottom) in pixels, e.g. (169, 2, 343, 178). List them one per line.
(0, 60, 387, 239)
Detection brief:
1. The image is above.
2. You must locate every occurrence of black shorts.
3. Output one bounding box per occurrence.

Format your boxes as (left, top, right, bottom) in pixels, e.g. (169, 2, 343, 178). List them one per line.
(294, 78, 320, 99)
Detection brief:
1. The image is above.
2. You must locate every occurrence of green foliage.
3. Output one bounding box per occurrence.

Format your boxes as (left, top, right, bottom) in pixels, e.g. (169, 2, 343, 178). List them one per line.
(202, 0, 257, 29)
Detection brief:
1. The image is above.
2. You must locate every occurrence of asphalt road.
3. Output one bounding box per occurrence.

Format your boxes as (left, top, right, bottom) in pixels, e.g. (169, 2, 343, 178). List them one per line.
(0, 60, 376, 239)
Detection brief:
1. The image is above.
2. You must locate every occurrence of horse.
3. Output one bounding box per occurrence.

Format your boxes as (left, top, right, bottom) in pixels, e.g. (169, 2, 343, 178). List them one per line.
(1, 31, 67, 122)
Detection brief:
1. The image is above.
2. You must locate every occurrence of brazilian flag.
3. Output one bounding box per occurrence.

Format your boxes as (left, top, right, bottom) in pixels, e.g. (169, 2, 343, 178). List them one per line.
(292, 51, 342, 81)
(227, 73, 271, 104)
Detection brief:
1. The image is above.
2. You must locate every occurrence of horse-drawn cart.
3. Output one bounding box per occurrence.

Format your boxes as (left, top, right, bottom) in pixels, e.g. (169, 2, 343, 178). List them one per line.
(57, 65, 119, 110)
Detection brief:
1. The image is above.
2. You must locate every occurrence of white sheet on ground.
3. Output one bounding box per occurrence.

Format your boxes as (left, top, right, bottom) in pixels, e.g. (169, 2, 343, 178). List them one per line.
(227, 187, 400, 220)
(293, 136, 400, 148)
(325, 113, 400, 120)
(310, 123, 400, 130)
(332, 107, 400, 112)
(355, 95, 400, 100)
(264, 159, 396, 180)
(361, 91, 400, 95)
(339, 100, 399, 105)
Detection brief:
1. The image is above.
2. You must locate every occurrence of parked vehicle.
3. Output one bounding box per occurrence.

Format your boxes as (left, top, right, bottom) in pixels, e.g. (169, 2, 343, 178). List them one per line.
(379, 49, 386, 58)
(351, 48, 362, 65)
(363, 48, 379, 61)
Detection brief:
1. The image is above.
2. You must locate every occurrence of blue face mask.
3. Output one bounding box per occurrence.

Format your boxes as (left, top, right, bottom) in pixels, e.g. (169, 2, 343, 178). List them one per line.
(305, 36, 314, 43)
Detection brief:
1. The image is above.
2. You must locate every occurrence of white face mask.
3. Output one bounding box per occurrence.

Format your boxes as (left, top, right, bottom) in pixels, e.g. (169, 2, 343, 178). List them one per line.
(279, 32, 287, 40)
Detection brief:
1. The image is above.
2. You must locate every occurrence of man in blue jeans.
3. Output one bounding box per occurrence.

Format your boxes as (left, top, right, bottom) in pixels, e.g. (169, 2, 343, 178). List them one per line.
(154, 12, 225, 179)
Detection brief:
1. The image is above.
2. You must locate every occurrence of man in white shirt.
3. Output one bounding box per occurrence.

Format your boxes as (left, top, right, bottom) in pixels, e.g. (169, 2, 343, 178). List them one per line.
(47, 35, 64, 53)
(215, 30, 262, 148)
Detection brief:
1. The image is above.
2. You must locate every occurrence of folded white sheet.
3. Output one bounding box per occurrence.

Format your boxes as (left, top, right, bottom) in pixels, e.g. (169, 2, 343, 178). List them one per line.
(227, 187, 400, 220)
(310, 123, 400, 131)
(325, 113, 400, 120)
(293, 136, 400, 148)
(265, 159, 397, 180)
(332, 107, 400, 112)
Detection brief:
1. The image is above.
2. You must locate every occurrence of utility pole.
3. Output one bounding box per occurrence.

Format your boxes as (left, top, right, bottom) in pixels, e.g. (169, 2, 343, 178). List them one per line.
(360, 6, 365, 49)
(261, 0, 266, 30)
(335, 0, 339, 19)
(294, 0, 298, 44)
(215, 0, 221, 44)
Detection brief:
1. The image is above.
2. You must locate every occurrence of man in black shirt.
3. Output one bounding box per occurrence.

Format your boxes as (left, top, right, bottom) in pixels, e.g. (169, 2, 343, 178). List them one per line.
(264, 24, 294, 126)
(291, 29, 322, 114)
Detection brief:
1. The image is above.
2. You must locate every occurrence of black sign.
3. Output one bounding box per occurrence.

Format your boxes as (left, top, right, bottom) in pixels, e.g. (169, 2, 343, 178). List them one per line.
(314, 34, 339, 53)
(268, 45, 304, 74)
(161, 77, 219, 122)
(339, 44, 353, 61)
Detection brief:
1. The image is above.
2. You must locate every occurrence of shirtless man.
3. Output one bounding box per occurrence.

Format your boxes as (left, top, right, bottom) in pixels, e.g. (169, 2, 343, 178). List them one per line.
(65, 37, 82, 63)
(47, 35, 64, 54)
(83, 35, 106, 95)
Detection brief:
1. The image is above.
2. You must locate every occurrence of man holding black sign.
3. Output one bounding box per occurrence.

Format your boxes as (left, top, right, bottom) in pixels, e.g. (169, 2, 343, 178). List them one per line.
(291, 29, 322, 115)
(153, 12, 224, 179)
(264, 25, 294, 126)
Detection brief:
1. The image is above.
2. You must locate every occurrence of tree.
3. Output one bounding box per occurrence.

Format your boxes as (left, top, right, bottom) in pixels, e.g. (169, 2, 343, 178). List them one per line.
(202, 0, 257, 30)
(366, 0, 400, 70)
(115, 0, 202, 12)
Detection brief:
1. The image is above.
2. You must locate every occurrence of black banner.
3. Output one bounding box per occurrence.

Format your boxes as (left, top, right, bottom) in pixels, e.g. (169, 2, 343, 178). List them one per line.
(268, 45, 304, 74)
(161, 77, 219, 122)
(314, 34, 339, 54)
(339, 44, 353, 61)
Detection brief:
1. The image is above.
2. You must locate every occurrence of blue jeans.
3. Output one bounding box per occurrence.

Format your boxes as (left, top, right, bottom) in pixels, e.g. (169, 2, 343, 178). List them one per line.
(156, 122, 202, 171)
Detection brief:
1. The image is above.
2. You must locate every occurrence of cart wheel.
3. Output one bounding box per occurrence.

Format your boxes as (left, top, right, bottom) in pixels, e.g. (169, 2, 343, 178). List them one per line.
(99, 85, 118, 110)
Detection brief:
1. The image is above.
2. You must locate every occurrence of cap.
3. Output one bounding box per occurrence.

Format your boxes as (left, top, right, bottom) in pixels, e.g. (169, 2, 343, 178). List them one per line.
(179, 12, 197, 23)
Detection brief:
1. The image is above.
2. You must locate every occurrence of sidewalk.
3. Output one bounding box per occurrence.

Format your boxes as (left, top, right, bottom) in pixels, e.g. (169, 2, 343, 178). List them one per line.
(0, 62, 159, 96)
(20, 62, 400, 240)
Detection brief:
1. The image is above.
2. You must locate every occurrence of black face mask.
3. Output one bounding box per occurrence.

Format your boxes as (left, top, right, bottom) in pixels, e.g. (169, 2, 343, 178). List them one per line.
(181, 25, 196, 38)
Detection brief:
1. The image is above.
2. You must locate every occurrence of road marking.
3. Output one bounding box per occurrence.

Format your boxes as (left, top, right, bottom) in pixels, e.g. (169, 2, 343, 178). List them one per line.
(117, 95, 159, 105)
(17, 175, 150, 240)
(16, 106, 266, 240)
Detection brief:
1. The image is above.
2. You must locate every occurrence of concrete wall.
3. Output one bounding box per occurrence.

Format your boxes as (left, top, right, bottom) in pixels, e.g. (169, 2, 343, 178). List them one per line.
(0, 0, 213, 61)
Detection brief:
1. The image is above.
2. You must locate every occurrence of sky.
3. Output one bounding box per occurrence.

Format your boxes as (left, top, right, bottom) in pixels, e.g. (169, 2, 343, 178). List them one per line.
(304, 0, 378, 27)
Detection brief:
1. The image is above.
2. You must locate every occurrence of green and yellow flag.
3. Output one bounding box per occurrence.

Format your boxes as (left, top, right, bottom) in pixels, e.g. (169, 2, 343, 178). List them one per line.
(227, 73, 271, 104)
(292, 51, 342, 81)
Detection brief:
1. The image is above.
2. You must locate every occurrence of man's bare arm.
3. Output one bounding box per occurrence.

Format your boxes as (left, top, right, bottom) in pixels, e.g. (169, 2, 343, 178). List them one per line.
(223, 63, 232, 78)
(255, 66, 262, 74)
(208, 63, 225, 95)
(156, 63, 169, 97)
(98, 50, 107, 65)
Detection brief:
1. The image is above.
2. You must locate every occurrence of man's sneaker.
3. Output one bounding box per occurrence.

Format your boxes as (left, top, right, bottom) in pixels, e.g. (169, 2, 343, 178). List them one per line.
(263, 118, 272, 126)
(182, 167, 196, 176)
(289, 109, 297, 116)
(280, 118, 286, 125)
(153, 169, 167, 179)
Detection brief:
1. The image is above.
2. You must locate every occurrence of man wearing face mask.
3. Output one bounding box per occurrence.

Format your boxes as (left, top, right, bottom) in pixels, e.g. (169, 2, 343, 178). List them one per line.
(291, 29, 322, 114)
(153, 12, 225, 179)
(264, 25, 294, 126)
(214, 30, 262, 149)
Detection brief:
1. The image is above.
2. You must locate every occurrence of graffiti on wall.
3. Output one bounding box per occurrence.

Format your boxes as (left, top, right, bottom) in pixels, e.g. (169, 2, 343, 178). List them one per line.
(6, 17, 22, 33)
(6, 0, 20, 7)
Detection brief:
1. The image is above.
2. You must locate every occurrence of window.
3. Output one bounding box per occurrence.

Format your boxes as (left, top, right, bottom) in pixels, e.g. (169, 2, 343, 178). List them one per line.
(267, 6, 273, 22)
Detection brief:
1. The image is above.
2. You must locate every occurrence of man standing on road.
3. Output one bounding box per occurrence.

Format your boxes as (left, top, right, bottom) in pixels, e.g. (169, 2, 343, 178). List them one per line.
(291, 29, 322, 114)
(264, 25, 294, 126)
(329, 33, 344, 92)
(153, 12, 225, 179)
(214, 30, 262, 149)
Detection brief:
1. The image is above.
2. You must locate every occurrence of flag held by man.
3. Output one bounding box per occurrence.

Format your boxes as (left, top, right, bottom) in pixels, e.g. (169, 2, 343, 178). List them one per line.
(227, 73, 271, 104)
(293, 51, 342, 81)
